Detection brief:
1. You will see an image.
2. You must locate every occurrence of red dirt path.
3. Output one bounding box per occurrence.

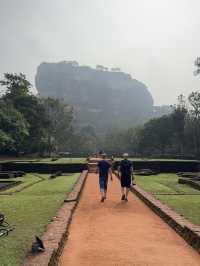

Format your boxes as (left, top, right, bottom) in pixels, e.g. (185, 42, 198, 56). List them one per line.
(59, 174, 200, 266)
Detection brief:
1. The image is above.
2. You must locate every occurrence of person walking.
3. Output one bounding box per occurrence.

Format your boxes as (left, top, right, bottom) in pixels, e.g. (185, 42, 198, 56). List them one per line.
(97, 154, 113, 202)
(118, 153, 133, 202)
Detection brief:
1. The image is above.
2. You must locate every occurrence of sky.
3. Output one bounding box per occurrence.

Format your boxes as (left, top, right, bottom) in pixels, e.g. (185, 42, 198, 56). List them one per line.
(0, 0, 200, 105)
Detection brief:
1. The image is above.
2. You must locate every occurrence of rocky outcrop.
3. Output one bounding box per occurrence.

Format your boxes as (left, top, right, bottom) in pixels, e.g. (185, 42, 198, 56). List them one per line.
(35, 61, 154, 131)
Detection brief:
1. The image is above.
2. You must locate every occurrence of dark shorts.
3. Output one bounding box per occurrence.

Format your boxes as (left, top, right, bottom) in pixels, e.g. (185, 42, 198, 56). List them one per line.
(99, 175, 108, 191)
(121, 175, 131, 188)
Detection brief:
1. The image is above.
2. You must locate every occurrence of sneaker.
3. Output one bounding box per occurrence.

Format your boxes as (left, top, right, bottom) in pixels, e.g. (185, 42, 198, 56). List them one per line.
(125, 198, 128, 202)
(121, 194, 125, 200)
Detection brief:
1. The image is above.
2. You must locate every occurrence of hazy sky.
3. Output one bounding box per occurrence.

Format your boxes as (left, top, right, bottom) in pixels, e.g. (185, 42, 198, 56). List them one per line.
(0, 0, 200, 105)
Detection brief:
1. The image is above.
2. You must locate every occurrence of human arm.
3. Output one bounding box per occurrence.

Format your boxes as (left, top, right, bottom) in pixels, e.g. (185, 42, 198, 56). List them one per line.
(117, 164, 121, 179)
(131, 165, 135, 185)
(96, 162, 99, 174)
(109, 167, 113, 181)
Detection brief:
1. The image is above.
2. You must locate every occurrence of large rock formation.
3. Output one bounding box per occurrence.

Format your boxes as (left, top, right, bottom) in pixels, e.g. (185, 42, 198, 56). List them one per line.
(35, 61, 154, 132)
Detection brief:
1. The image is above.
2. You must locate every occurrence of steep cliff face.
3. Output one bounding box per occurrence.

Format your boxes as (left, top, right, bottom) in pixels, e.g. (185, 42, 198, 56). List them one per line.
(35, 61, 154, 131)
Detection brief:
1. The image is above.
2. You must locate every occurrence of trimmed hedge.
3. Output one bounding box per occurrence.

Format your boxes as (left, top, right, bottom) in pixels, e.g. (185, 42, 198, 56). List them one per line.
(1, 160, 200, 174)
(0, 162, 87, 173)
(178, 178, 200, 191)
(0, 180, 22, 191)
(113, 160, 200, 173)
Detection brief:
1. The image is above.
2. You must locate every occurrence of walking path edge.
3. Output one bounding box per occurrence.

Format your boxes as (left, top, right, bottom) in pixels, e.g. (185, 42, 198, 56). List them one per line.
(23, 170, 88, 266)
(131, 184, 200, 254)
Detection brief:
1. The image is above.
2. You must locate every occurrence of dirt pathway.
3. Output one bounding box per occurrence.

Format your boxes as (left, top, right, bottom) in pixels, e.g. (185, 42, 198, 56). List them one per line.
(59, 174, 200, 266)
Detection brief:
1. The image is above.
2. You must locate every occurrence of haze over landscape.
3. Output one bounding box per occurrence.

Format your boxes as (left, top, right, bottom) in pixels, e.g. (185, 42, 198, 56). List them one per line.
(2, 2, 200, 265)
(1, 0, 200, 105)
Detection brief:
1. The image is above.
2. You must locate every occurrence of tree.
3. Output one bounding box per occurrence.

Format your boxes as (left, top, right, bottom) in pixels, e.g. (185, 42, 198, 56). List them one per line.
(188, 91, 200, 155)
(138, 116, 173, 155)
(16, 95, 49, 154)
(0, 73, 49, 154)
(0, 73, 31, 99)
(188, 91, 200, 118)
(43, 98, 73, 155)
(0, 101, 29, 154)
(171, 94, 187, 153)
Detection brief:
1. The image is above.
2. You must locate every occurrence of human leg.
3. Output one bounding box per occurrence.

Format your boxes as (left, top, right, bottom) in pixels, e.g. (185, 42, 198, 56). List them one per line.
(124, 176, 131, 201)
(99, 176, 108, 202)
(125, 187, 130, 201)
(99, 176, 105, 201)
(121, 187, 125, 200)
(120, 176, 126, 200)
(104, 177, 108, 199)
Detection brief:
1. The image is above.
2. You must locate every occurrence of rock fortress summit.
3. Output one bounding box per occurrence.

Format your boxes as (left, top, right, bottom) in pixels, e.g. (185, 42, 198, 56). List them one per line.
(35, 61, 170, 132)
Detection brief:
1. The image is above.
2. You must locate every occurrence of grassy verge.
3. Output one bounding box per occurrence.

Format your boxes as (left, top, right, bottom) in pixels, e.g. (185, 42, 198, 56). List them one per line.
(135, 174, 200, 226)
(0, 173, 79, 266)
(0, 174, 47, 195)
(115, 158, 199, 162)
(0, 157, 87, 164)
(38, 157, 86, 164)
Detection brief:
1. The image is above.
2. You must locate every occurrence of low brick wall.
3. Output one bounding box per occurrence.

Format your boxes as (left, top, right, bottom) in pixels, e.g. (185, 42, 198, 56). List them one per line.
(131, 185, 200, 254)
(23, 170, 88, 266)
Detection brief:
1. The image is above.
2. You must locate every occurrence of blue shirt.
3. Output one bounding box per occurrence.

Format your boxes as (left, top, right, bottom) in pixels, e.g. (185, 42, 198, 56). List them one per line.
(98, 160, 111, 177)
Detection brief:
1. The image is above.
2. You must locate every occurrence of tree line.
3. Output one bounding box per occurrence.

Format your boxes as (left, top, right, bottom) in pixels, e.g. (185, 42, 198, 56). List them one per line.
(103, 59, 200, 158)
(103, 93, 200, 158)
(1, 57, 200, 158)
(0, 73, 96, 156)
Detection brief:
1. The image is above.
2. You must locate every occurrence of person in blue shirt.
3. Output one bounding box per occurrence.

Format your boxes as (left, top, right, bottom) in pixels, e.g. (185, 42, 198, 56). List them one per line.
(97, 154, 113, 202)
(118, 153, 133, 202)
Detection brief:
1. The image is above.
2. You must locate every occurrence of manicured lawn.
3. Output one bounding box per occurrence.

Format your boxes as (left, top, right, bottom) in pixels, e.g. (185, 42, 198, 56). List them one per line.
(1, 157, 198, 164)
(0, 174, 46, 195)
(135, 174, 200, 226)
(115, 158, 199, 162)
(157, 195, 200, 226)
(3, 157, 87, 164)
(38, 157, 86, 164)
(0, 157, 87, 164)
(0, 173, 79, 266)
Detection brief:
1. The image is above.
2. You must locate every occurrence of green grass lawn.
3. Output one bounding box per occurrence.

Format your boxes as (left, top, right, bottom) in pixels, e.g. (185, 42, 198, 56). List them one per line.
(3, 157, 87, 164)
(1, 157, 198, 164)
(0, 173, 79, 266)
(0, 174, 47, 195)
(135, 174, 200, 226)
(115, 158, 199, 162)
(38, 157, 87, 164)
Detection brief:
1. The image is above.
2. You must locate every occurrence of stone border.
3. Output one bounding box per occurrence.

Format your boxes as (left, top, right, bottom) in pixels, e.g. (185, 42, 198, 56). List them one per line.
(0, 180, 21, 192)
(131, 185, 200, 254)
(23, 170, 88, 266)
(179, 178, 200, 191)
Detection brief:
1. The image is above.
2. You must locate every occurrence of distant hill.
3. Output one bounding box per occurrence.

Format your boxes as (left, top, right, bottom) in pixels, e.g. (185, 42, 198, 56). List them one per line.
(35, 61, 168, 132)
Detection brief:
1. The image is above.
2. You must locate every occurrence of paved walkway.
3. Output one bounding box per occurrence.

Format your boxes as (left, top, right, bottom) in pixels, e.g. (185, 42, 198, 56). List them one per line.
(59, 174, 200, 266)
